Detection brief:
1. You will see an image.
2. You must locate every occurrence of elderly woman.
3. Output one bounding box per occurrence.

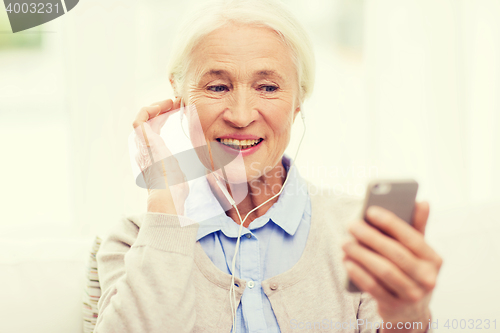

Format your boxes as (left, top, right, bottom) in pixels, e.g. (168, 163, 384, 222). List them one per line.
(95, 0, 442, 332)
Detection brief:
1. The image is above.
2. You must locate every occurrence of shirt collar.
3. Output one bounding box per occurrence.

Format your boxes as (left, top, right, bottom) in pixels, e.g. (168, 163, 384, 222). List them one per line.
(185, 154, 308, 240)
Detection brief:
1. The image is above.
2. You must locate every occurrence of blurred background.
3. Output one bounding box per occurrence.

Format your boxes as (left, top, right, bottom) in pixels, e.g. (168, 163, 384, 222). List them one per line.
(1, 0, 499, 332)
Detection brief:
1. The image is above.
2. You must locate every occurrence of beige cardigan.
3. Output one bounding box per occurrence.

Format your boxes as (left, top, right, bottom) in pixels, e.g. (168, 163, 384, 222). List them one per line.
(95, 190, 385, 332)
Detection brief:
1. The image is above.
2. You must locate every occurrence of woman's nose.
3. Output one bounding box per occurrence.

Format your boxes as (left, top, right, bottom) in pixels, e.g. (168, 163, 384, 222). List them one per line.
(222, 90, 257, 128)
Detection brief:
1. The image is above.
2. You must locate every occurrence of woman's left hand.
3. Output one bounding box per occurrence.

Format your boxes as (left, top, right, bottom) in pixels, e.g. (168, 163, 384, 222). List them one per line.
(342, 201, 443, 333)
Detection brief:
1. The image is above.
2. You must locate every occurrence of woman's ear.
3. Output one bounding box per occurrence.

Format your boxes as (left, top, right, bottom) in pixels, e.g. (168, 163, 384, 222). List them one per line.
(169, 75, 179, 97)
(173, 97, 182, 111)
(292, 103, 301, 122)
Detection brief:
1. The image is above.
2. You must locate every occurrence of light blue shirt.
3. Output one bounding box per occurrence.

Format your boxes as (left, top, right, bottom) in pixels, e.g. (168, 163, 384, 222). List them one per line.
(184, 155, 311, 333)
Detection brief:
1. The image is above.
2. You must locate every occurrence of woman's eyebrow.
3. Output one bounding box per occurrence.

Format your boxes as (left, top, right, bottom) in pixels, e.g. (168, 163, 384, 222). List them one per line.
(201, 69, 230, 79)
(199, 69, 284, 81)
(254, 70, 284, 81)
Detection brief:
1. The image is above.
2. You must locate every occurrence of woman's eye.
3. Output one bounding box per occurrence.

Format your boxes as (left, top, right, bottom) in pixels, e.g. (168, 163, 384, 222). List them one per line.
(208, 85, 228, 92)
(259, 85, 278, 92)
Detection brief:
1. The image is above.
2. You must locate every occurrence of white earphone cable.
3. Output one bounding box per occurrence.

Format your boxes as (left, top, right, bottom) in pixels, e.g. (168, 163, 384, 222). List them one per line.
(227, 107, 306, 333)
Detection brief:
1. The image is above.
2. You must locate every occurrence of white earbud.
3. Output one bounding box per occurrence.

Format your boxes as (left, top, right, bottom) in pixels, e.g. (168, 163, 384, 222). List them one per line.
(300, 103, 305, 121)
(179, 99, 191, 140)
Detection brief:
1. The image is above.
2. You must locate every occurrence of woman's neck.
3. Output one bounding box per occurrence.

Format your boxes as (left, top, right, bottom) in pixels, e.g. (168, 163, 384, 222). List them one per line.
(207, 161, 287, 228)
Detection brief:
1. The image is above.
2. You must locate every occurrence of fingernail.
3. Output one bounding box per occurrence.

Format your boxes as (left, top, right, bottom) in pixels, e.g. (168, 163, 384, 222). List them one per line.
(349, 222, 363, 236)
(342, 240, 353, 251)
(344, 260, 354, 270)
(367, 206, 383, 219)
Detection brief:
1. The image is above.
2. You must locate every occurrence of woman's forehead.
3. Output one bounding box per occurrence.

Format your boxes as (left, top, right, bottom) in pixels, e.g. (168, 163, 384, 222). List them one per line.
(188, 23, 297, 82)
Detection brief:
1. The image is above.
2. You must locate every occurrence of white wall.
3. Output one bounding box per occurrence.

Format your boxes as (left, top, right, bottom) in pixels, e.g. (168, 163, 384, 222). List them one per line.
(359, 0, 500, 323)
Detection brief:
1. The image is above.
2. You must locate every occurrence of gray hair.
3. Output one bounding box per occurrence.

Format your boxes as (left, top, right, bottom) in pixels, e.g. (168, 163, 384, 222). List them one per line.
(167, 0, 315, 103)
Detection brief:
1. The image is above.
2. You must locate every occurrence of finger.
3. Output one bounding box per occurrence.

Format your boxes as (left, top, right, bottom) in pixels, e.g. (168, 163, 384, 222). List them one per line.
(342, 240, 423, 301)
(133, 105, 162, 128)
(133, 99, 178, 128)
(135, 143, 153, 172)
(412, 201, 430, 235)
(366, 206, 440, 264)
(133, 121, 171, 163)
(343, 258, 398, 304)
(348, 220, 438, 291)
(149, 99, 174, 112)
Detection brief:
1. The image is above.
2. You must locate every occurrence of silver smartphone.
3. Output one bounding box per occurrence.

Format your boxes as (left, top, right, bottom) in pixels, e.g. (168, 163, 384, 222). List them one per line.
(346, 179, 419, 293)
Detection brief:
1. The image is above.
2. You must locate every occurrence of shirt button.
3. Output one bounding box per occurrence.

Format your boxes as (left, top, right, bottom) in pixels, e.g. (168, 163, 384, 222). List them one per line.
(270, 283, 278, 290)
(246, 234, 251, 239)
(247, 280, 255, 288)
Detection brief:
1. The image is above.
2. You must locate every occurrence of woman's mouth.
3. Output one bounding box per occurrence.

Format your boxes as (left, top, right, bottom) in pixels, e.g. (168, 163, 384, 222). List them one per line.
(216, 138, 264, 150)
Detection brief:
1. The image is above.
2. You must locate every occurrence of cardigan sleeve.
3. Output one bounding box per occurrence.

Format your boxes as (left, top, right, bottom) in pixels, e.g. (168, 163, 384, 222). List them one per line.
(357, 291, 383, 333)
(94, 213, 199, 333)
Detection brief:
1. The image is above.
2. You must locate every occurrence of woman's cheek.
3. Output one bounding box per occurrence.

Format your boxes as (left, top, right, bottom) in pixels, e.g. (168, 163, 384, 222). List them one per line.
(266, 109, 294, 134)
(188, 95, 221, 131)
(190, 93, 226, 113)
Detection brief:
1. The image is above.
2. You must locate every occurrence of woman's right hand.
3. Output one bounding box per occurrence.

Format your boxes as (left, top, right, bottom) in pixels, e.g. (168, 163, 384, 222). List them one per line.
(132, 98, 189, 215)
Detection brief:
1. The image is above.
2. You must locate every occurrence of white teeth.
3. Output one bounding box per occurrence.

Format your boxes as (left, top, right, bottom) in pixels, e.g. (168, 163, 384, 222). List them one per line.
(221, 138, 259, 145)
(219, 138, 261, 149)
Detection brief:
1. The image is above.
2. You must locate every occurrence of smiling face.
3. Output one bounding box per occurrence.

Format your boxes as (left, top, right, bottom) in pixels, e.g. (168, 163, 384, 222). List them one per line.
(183, 22, 301, 182)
